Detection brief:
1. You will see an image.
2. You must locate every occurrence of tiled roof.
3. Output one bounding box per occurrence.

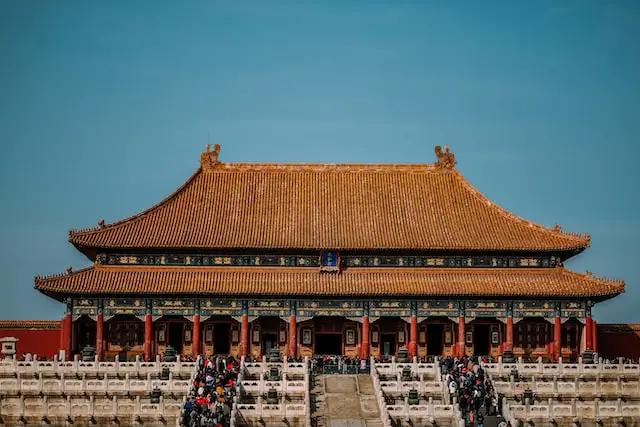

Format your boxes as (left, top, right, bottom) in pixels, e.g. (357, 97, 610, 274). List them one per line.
(0, 320, 60, 330)
(68, 147, 590, 252)
(599, 324, 640, 333)
(34, 265, 623, 299)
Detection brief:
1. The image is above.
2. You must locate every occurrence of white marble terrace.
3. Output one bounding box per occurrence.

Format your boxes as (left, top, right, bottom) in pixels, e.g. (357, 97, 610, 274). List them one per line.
(231, 356, 311, 427)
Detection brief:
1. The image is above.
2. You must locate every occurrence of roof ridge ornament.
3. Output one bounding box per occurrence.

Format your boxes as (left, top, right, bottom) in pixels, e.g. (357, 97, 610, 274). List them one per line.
(201, 143, 222, 171)
(434, 145, 456, 169)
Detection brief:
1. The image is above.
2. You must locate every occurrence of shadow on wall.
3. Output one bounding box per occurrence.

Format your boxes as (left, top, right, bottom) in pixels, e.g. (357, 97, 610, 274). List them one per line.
(598, 324, 640, 360)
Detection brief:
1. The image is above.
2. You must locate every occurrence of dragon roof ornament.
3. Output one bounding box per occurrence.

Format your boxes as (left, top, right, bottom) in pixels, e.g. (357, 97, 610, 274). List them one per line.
(201, 143, 222, 171)
(435, 145, 456, 169)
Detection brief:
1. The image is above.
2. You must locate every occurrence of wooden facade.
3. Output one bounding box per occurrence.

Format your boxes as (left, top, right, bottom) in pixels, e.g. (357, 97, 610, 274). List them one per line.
(35, 145, 623, 361)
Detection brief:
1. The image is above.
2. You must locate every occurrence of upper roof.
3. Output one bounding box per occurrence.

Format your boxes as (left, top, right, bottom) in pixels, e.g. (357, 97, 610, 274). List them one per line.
(69, 145, 590, 253)
(34, 264, 623, 301)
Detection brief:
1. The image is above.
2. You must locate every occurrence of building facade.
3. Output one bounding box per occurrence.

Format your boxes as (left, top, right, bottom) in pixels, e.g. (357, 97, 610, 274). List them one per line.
(35, 145, 624, 361)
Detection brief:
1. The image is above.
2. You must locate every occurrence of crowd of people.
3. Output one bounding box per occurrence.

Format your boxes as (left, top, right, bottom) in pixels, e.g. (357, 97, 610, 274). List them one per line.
(440, 356, 499, 427)
(181, 355, 239, 427)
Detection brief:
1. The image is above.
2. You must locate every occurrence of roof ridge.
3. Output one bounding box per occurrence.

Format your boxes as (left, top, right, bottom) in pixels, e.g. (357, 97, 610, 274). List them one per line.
(35, 265, 95, 283)
(451, 169, 590, 246)
(68, 168, 203, 238)
(561, 268, 626, 287)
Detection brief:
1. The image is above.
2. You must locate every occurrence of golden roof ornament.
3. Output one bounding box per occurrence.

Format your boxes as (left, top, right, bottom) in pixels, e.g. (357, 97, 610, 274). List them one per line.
(201, 143, 222, 170)
(553, 224, 562, 232)
(434, 145, 456, 169)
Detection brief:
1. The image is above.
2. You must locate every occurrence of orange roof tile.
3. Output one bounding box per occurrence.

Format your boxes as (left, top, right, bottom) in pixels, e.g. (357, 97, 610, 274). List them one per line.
(34, 265, 623, 300)
(68, 147, 589, 252)
(0, 320, 61, 330)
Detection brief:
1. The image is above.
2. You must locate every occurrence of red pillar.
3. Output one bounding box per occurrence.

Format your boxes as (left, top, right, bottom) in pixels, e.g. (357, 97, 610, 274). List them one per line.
(585, 316, 593, 351)
(362, 315, 370, 359)
(504, 316, 513, 352)
(554, 316, 562, 361)
(409, 315, 418, 358)
(592, 320, 598, 353)
(96, 314, 103, 361)
(458, 316, 465, 358)
(240, 315, 249, 357)
(144, 314, 152, 361)
(60, 314, 72, 359)
(289, 315, 297, 358)
(192, 314, 201, 358)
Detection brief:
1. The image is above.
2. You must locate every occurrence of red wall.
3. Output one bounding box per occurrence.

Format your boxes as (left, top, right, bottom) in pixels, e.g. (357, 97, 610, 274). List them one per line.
(0, 325, 60, 359)
(597, 324, 640, 361)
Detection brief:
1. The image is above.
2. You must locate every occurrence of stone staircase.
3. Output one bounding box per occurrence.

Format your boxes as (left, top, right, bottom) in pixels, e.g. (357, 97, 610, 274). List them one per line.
(311, 375, 383, 427)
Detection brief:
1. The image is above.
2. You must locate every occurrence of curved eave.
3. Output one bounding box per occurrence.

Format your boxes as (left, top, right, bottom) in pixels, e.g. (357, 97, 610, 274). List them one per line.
(34, 265, 624, 302)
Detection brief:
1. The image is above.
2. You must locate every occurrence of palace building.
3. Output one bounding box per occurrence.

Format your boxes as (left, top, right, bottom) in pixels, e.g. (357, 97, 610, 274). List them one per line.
(34, 145, 624, 361)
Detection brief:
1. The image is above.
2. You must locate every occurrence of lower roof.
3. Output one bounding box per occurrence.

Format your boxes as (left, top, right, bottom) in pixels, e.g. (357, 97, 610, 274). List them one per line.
(34, 265, 624, 301)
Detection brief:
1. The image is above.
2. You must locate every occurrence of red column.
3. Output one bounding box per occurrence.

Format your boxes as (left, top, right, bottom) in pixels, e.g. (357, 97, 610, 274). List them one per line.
(289, 315, 297, 358)
(240, 315, 249, 357)
(60, 314, 72, 359)
(192, 314, 201, 358)
(409, 315, 418, 358)
(592, 320, 598, 353)
(585, 316, 593, 351)
(504, 316, 513, 352)
(144, 314, 152, 361)
(362, 315, 370, 359)
(458, 316, 465, 358)
(554, 316, 562, 361)
(96, 314, 103, 361)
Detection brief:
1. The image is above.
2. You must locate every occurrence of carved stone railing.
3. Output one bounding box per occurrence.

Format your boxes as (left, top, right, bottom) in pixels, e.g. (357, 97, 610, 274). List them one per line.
(490, 376, 640, 398)
(233, 356, 311, 427)
(370, 358, 393, 427)
(242, 356, 307, 376)
(482, 356, 640, 376)
(503, 397, 640, 422)
(373, 356, 441, 380)
(378, 379, 446, 395)
(0, 355, 197, 377)
(0, 372, 194, 395)
(0, 395, 184, 426)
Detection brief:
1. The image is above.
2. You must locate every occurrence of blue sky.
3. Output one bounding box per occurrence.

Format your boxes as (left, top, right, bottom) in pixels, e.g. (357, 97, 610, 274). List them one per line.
(0, 1, 638, 323)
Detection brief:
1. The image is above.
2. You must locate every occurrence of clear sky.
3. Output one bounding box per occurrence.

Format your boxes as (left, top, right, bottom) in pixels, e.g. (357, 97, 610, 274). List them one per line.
(0, 1, 638, 323)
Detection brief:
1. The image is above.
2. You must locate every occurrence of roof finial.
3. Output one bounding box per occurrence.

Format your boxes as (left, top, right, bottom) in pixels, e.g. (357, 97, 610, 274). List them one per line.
(66, 267, 73, 275)
(586, 270, 592, 277)
(553, 224, 561, 232)
(434, 145, 456, 169)
(201, 144, 222, 171)
(98, 219, 105, 229)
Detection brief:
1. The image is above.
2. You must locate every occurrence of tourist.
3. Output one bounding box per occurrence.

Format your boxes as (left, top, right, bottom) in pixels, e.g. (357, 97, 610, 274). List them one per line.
(181, 355, 239, 427)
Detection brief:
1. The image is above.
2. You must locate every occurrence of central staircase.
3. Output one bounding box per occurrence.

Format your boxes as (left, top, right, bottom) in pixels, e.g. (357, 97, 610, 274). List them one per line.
(311, 375, 383, 427)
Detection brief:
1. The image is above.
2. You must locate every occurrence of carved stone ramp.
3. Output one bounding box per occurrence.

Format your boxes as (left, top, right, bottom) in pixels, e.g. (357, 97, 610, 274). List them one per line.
(324, 375, 382, 427)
